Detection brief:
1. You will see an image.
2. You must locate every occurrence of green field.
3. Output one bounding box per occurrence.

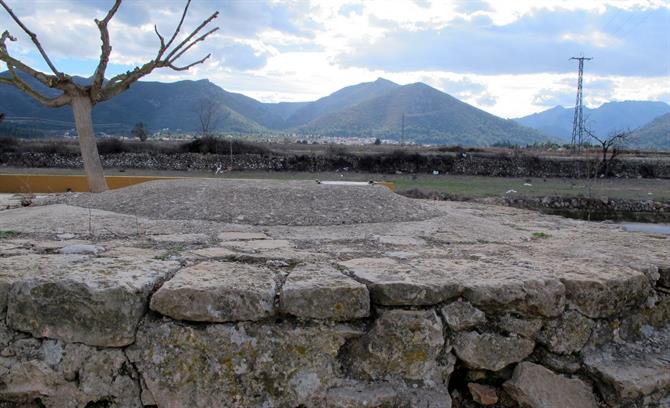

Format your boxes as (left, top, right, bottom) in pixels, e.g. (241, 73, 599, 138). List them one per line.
(3, 167, 669, 202)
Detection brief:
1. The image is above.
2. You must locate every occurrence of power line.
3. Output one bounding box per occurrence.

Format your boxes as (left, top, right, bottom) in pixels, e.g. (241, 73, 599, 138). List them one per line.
(570, 56, 593, 151)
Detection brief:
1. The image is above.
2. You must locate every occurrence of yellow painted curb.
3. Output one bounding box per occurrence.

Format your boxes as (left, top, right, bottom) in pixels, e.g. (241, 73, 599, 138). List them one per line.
(0, 174, 181, 193)
(0, 174, 397, 194)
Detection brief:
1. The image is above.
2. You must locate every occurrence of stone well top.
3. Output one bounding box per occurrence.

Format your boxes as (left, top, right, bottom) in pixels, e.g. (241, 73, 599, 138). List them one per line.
(0, 178, 666, 339)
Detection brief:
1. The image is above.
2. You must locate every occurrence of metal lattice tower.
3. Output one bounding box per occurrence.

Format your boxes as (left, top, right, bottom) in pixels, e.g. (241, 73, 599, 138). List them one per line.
(570, 56, 592, 150)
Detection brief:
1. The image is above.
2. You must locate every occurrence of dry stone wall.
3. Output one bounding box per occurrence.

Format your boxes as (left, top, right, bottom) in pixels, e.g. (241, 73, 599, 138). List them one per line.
(2, 151, 670, 179)
(0, 187, 669, 407)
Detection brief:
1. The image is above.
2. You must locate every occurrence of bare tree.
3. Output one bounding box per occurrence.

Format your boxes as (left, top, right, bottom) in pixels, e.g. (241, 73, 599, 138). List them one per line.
(0, 0, 219, 192)
(197, 98, 221, 136)
(585, 128, 631, 176)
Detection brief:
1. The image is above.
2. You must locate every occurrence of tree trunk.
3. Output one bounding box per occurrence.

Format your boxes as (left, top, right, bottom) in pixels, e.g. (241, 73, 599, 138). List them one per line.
(72, 96, 108, 192)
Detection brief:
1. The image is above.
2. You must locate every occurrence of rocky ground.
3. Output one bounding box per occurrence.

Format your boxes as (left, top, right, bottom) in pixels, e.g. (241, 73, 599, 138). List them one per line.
(0, 179, 668, 407)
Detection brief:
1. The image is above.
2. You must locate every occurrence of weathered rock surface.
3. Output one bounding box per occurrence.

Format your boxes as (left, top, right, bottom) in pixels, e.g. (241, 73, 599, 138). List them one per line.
(0, 323, 141, 407)
(582, 324, 670, 406)
(280, 263, 370, 321)
(504, 362, 598, 408)
(536, 310, 595, 354)
(2, 254, 179, 347)
(468, 383, 498, 405)
(59, 244, 103, 255)
(127, 317, 362, 407)
(338, 258, 461, 306)
(495, 314, 543, 338)
(453, 331, 535, 371)
(217, 231, 269, 241)
(149, 233, 209, 243)
(339, 257, 565, 316)
(440, 299, 486, 331)
(344, 309, 445, 385)
(560, 266, 652, 318)
(324, 383, 399, 407)
(1, 182, 669, 407)
(150, 261, 278, 322)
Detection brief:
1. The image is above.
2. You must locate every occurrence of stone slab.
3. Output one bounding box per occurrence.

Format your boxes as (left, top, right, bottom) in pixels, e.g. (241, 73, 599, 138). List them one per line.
(150, 261, 278, 322)
(280, 263, 370, 321)
(453, 331, 535, 371)
(504, 362, 598, 408)
(339, 257, 565, 317)
(2, 254, 179, 347)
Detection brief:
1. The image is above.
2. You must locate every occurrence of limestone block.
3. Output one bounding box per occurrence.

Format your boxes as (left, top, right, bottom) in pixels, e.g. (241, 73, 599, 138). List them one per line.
(440, 299, 486, 331)
(150, 261, 278, 322)
(345, 309, 445, 385)
(495, 314, 542, 338)
(504, 362, 597, 408)
(280, 263, 370, 321)
(338, 258, 461, 306)
(127, 317, 362, 407)
(560, 267, 652, 318)
(3, 255, 179, 347)
(453, 331, 535, 371)
(536, 310, 595, 354)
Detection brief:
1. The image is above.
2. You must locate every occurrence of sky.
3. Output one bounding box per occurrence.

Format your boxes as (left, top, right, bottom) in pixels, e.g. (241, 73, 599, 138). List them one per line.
(1, 0, 669, 118)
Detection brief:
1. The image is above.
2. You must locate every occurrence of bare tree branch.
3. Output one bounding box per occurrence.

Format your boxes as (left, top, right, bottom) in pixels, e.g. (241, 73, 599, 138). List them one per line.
(153, 25, 165, 52)
(0, 0, 60, 76)
(164, 11, 219, 62)
(2, 65, 70, 107)
(91, 0, 122, 98)
(167, 27, 219, 65)
(161, 0, 191, 55)
(169, 53, 211, 71)
(96, 1, 218, 103)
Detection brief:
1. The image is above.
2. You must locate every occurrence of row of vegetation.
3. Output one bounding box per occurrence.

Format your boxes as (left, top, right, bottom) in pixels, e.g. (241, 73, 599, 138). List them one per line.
(0, 136, 271, 156)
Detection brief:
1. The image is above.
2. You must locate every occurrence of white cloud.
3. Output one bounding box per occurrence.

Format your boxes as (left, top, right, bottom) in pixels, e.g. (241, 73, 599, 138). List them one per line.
(1, 0, 668, 118)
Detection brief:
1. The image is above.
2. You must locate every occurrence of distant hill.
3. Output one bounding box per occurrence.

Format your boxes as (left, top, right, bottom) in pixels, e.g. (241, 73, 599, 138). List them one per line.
(299, 82, 549, 146)
(515, 101, 670, 141)
(0, 71, 565, 146)
(284, 78, 401, 127)
(629, 113, 670, 150)
(0, 72, 269, 134)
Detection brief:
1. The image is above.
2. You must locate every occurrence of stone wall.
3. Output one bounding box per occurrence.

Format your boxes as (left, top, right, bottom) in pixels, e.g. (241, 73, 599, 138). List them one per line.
(1, 192, 669, 407)
(2, 151, 670, 179)
(1, 240, 669, 407)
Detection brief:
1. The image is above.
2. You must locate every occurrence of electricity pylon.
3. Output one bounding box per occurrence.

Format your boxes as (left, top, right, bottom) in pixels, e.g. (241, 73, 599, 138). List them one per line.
(570, 56, 592, 151)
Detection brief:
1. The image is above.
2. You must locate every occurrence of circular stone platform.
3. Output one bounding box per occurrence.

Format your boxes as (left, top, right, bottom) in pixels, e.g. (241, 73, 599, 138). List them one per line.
(0, 179, 668, 407)
(59, 178, 439, 226)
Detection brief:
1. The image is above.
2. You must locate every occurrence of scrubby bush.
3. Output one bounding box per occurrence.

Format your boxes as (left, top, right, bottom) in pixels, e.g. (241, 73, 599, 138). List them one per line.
(180, 136, 270, 155)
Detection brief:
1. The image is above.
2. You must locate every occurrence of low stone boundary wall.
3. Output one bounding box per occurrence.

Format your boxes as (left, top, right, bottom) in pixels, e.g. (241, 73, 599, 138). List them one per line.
(1, 239, 668, 407)
(2, 151, 670, 179)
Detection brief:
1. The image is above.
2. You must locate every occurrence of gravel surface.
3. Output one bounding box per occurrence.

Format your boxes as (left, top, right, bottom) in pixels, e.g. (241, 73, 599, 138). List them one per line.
(58, 179, 441, 226)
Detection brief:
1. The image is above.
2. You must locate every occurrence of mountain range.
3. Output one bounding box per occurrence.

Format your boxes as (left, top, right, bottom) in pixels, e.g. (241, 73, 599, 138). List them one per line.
(0, 72, 547, 146)
(514, 101, 670, 143)
(1, 70, 668, 148)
